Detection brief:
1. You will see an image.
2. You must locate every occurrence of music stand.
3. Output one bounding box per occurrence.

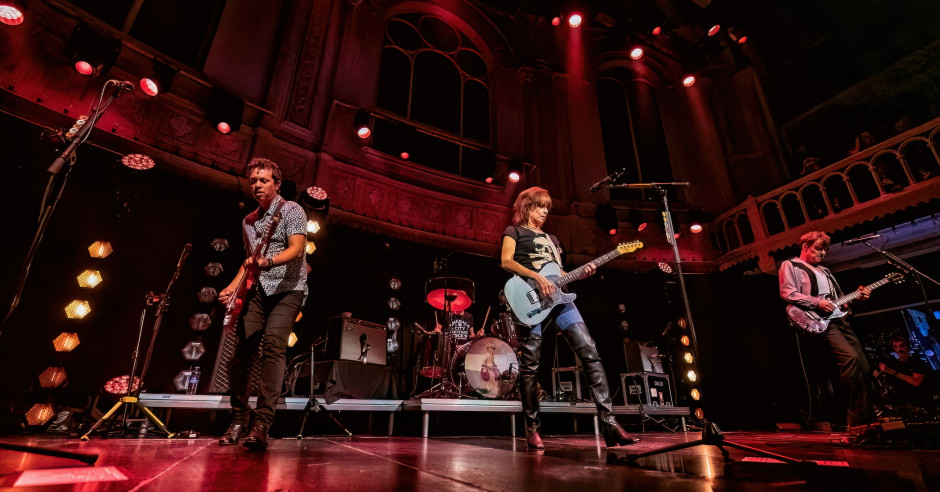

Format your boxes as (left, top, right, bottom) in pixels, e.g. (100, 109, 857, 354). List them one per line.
(608, 182, 808, 465)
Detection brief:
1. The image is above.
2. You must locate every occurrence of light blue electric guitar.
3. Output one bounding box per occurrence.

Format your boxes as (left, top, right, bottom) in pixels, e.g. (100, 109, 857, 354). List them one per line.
(504, 241, 643, 326)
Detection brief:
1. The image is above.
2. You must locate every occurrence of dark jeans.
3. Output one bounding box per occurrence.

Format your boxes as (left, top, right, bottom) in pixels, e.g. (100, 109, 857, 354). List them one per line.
(230, 288, 304, 428)
(825, 321, 874, 426)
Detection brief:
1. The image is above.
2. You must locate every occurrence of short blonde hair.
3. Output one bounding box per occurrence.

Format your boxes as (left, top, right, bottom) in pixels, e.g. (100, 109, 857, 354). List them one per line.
(512, 187, 552, 226)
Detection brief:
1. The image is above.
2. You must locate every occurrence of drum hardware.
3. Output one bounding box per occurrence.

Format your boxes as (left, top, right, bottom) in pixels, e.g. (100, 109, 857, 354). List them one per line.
(417, 272, 475, 398)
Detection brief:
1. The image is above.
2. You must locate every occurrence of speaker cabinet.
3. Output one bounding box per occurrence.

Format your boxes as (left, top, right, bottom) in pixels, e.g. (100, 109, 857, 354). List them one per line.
(623, 340, 663, 373)
(326, 316, 387, 366)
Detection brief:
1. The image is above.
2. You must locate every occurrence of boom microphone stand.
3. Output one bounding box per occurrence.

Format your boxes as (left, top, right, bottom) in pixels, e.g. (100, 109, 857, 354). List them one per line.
(296, 337, 352, 437)
(861, 240, 940, 337)
(607, 181, 807, 465)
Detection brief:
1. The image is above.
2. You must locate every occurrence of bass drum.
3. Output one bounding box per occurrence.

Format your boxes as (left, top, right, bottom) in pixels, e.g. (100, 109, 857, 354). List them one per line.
(452, 336, 519, 399)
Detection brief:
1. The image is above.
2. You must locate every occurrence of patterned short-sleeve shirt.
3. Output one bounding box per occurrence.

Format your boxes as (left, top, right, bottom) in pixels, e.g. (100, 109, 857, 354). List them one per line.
(243, 195, 308, 301)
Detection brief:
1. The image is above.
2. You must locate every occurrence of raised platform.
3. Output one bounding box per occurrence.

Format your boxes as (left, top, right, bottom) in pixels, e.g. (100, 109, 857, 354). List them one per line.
(137, 393, 688, 437)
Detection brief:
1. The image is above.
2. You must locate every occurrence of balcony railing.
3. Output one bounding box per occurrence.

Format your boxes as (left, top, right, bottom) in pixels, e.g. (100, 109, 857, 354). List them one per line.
(712, 117, 940, 271)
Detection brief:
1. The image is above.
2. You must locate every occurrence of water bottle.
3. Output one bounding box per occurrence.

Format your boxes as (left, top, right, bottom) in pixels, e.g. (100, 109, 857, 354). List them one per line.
(187, 366, 201, 395)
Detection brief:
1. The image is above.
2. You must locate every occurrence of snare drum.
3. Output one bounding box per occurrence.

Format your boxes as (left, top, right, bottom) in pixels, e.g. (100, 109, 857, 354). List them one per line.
(451, 336, 518, 399)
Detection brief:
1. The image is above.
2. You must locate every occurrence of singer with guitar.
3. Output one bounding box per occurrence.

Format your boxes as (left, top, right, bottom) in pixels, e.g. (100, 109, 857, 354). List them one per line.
(779, 231, 875, 429)
(218, 158, 308, 450)
(500, 187, 638, 449)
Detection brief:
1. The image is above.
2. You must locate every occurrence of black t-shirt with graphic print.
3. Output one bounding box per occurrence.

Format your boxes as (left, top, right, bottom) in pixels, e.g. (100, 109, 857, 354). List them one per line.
(502, 225, 562, 273)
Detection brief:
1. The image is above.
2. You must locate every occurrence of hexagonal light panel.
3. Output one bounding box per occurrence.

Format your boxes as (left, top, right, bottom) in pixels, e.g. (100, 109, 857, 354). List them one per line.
(77, 269, 102, 288)
(288, 332, 298, 347)
(88, 241, 113, 258)
(65, 300, 91, 319)
(25, 403, 55, 426)
(53, 332, 80, 352)
(197, 287, 217, 303)
(210, 238, 229, 252)
(181, 340, 206, 361)
(173, 369, 194, 392)
(189, 313, 212, 331)
(38, 367, 67, 388)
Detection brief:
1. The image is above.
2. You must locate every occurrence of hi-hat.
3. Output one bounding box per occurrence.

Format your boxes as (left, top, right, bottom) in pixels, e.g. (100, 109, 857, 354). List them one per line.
(425, 277, 474, 311)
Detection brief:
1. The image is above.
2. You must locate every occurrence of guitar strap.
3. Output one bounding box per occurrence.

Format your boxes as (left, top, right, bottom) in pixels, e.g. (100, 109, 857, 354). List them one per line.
(790, 260, 819, 296)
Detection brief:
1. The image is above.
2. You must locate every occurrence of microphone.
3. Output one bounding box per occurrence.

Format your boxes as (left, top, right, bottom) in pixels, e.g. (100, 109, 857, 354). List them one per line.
(589, 169, 624, 193)
(843, 233, 881, 246)
(110, 80, 135, 92)
(176, 243, 193, 270)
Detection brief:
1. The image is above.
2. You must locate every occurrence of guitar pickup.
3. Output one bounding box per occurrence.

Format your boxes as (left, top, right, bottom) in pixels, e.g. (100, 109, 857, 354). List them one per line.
(525, 290, 540, 304)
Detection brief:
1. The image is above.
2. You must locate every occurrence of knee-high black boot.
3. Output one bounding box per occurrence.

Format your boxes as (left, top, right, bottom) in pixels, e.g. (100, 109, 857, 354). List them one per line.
(517, 332, 544, 449)
(565, 322, 638, 447)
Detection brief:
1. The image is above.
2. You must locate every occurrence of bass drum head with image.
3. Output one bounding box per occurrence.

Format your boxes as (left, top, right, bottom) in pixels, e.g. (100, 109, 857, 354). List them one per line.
(452, 336, 518, 399)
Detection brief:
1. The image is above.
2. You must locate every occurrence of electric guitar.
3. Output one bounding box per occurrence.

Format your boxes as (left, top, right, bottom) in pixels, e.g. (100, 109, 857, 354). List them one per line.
(220, 209, 283, 335)
(504, 241, 643, 326)
(786, 272, 903, 334)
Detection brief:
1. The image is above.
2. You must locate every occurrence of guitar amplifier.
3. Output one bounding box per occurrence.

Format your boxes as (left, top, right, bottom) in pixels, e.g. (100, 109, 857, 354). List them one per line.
(620, 371, 672, 406)
(326, 316, 387, 366)
(623, 340, 664, 373)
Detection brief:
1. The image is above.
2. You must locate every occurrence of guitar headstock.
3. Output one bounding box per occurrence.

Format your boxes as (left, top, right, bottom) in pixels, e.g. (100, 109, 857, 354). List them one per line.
(617, 241, 643, 254)
(885, 272, 905, 285)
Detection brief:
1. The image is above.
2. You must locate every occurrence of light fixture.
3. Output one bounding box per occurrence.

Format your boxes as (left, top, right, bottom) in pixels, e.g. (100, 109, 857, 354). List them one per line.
(400, 151, 410, 160)
(677, 317, 687, 329)
(628, 209, 647, 232)
(88, 241, 113, 258)
(690, 388, 701, 400)
(210, 238, 229, 251)
(138, 59, 175, 97)
(680, 335, 690, 346)
(726, 26, 747, 44)
(304, 240, 316, 255)
(687, 370, 697, 382)
(65, 23, 121, 77)
(694, 408, 705, 420)
(389, 278, 402, 290)
(595, 203, 619, 236)
(288, 332, 298, 348)
(301, 186, 330, 217)
(207, 88, 244, 134)
(172, 370, 192, 392)
(121, 154, 155, 170)
(707, 24, 721, 37)
(690, 223, 703, 234)
(657, 262, 673, 274)
(354, 110, 372, 139)
(568, 13, 582, 28)
(683, 352, 694, 364)
(682, 75, 696, 87)
(204, 262, 223, 277)
(38, 367, 67, 388)
(388, 298, 401, 311)
(651, 26, 662, 35)
(306, 220, 320, 234)
(53, 332, 80, 352)
(104, 375, 141, 395)
(65, 300, 90, 319)
(629, 47, 644, 60)
(77, 269, 102, 288)
(189, 313, 211, 331)
(197, 287, 217, 303)
(387, 318, 400, 331)
(25, 403, 55, 426)
(0, 0, 26, 26)
(181, 340, 206, 361)
(507, 159, 523, 183)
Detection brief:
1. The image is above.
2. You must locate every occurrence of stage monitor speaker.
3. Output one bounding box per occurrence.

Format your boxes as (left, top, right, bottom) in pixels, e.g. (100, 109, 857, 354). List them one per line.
(621, 371, 672, 406)
(326, 316, 387, 366)
(623, 340, 663, 373)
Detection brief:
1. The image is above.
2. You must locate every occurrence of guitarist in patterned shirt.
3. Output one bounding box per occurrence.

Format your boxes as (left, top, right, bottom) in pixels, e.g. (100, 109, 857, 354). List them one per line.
(779, 231, 874, 429)
(218, 158, 308, 450)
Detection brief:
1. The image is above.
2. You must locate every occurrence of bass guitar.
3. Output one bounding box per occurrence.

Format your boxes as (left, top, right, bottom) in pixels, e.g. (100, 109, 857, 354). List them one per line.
(786, 272, 903, 334)
(504, 241, 643, 326)
(221, 213, 282, 334)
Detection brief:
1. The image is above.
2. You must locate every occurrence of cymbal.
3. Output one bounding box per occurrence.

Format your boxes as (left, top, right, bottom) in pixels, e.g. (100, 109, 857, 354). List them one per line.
(425, 277, 474, 311)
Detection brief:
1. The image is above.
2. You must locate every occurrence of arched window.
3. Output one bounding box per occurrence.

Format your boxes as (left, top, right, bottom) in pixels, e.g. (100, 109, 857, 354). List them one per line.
(597, 69, 675, 202)
(375, 14, 492, 180)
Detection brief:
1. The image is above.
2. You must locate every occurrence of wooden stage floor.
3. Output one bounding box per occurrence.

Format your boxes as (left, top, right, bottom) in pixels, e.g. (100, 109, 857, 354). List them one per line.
(1, 431, 937, 491)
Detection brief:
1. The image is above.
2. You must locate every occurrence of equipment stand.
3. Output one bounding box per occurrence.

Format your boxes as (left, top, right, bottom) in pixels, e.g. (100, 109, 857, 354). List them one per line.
(610, 182, 807, 465)
(297, 340, 352, 437)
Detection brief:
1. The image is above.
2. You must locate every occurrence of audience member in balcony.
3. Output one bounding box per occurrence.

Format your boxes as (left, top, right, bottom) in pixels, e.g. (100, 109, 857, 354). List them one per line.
(849, 130, 878, 156)
(779, 231, 875, 429)
(501, 186, 638, 449)
(800, 156, 821, 176)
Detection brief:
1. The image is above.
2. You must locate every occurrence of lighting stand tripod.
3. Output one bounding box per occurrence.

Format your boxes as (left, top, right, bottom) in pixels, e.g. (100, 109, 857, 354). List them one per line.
(81, 244, 192, 440)
(608, 182, 808, 465)
(296, 338, 352, 437)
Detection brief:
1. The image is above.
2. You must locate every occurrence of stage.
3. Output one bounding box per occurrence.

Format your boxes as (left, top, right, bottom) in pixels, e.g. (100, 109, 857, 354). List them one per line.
(1, 431, 937, 491)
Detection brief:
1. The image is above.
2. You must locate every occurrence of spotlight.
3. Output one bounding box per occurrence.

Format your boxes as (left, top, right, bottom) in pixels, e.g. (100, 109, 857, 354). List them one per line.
(690, 223, 703, 233)
(683, 352, 694, 364)
(181, 340, 206, 361)
(121, 154, 155, 170)
(65, 24, 121, 77)
(657, 262, 673, 274)
(38, 367, 67, 388)
(686, 370, 697, 382)
(507, 159, 523, 183)
(682, 75, 696, 87)
(104, 375, 141, 395)
(707, 24, 721, 37)
(53, 332, 80, 352)
(288, 332, 298, 348)
(25, 403, 55, 426)
(204, 262, 223, 277)
(628, 209, 647, 232)
(0, 0, 26, 26)
(77, 269, 102, 288)
(400, 152, 410, 160)
(88, 240, 113, 258)
(629, 47, 644, 60)
(690, 388, 701, 400)
(65, 300, 90, 319)
(305, 240, 316, 254)
(551, 17, 561, 26)
(301, 186, 330, 216)
(210, 238, 229, 252)
(387, 318, 401, 331)
(388, 297, 401, 311)
(306, 220, 320, 234)
(138, 60, 175, 97)
(389, 278, 402, 290)
(596, 203, 619, 236)
(354, 110, 372, 139)
(680, 335, 690, 346)
(727, 26, 747, 44)
(651, 26, 662, 35)
(694, 408, 704, 420)
(197, 287, 217, 303)
(568, 14, 582, 28)
(207, 88, 244, 134)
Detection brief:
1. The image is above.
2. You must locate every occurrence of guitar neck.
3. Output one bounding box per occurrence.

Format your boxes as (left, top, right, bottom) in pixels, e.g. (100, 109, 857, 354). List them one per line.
(557, 249, 622, 287)
(833, 277, 890, 305)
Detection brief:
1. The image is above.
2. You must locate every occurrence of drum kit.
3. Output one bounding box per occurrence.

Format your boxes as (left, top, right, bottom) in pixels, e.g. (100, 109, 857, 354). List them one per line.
(414, 277, 521, 399)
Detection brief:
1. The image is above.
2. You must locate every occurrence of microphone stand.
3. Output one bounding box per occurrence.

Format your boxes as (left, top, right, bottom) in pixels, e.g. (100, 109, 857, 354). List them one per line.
(607, 182, 808, 466)
(2, 80, 126, 334)
(862, 241, 939, 337)
(80, 244, 192, 441)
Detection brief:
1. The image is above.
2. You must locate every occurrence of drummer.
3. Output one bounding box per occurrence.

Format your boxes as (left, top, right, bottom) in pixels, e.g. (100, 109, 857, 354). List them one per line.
(433, 307, 483, 344)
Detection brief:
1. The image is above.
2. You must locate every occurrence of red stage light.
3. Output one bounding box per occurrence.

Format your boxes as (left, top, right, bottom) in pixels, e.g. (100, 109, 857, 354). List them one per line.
(508, 170, 521, 183)
(139, 77, 159, 96)
(568, 14, 582, 28)
(674, 232, 681, 239)
(629, 47, 644, 60)
(652, 26, 662, 35)
(216, 121, 231, 134)
(357, 126, 371, 138)
(707, 24, 721, 37)
(485, 177, 494, 184)
(551, 17, 561, 26)
(737, 36, 747, 44)
(637, 222, 647, 232)
(690, 223, 703, 233)
(74, 61, 94, 75)
(682, 75, 696, 87)
(608, 228, 617, 236)
(0, 4, 25, 26)
(400, 152, 409, 160)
